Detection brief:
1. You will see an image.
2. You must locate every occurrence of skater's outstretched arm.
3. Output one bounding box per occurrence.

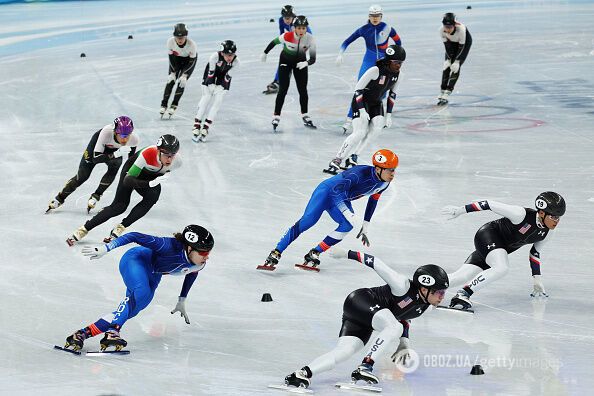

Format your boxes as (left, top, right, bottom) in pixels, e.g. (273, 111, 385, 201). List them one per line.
(347, 250, 409, 295)
(442, 200, 525, 224)
(81, 232, 172, 259)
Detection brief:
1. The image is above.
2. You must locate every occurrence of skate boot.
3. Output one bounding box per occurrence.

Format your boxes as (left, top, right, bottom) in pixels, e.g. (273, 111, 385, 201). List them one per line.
(104, 223, 125, 243)
(323, 158, 342, 175)
(159, 106, 167, 118)
(46, 197, 64, 213)
(262, 81, 279, 95)
(87, 193, 100, 213)
(257, 249, 281, 271)
(437, 90, 451, 106)
(449, 288, 472, 310)
(302, 114, 317, 129)
(351, 363, 379, 384)
(199, 125, 209, 142)
(167, 105, 177, 119)
(192, 118, 202, 142)
(272, 115, 280, 132)
(64, 329, 87, 351)
(285, 368, 311, 388)
(344, 154, 358, 169)
(100, 327, 127, 351)
(295, 249, 321, 272)
(66, 226, 88, 246)
(341, 118, 352, 134)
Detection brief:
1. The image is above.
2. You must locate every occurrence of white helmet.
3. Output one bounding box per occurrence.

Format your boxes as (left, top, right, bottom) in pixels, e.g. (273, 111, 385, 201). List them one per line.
(369, 5, 383, 16)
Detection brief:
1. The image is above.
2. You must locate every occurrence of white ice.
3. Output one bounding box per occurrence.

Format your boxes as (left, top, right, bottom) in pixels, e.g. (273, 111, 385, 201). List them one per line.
(1, 0, 594, 395)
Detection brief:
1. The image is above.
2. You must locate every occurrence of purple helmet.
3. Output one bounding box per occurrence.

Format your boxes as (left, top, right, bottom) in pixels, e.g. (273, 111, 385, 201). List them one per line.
(114, 115, 134, 137)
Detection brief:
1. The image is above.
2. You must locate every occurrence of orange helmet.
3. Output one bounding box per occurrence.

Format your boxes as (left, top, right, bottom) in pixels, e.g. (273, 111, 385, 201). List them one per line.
(372, 149, 399, 169)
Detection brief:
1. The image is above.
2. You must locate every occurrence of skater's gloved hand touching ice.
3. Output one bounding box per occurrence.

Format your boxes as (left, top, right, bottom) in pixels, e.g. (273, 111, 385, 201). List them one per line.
(82, 244, 109, 260)
(260, 52, 267, 62)
(335, 53, 343, 66)
(530, 275, 549, 297)
(357, 221, 371, 247)
(442, 205, 465, 220)
(391, 337, 411, 365)
(171, 297, 190, 324)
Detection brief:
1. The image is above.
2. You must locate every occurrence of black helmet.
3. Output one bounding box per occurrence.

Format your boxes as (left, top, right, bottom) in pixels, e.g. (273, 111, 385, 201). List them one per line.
(182, 225, 214, 251)
(220, 40, 237, 54)
(281, 5, 296, 18)
(173, 23, 188, 37)
(156, 134, 180, 155)
(293, 15, 309, 27)
(442, 12, 456, 26)
(384, 45, 406, 62)
(413, 264, 449, 291)
(535, 192, 566, 217)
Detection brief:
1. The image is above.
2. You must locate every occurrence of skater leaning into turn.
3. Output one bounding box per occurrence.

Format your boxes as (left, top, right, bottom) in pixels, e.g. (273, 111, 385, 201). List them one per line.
(159, 23, 197, 118)
(262, 5, 312, 95)
(281, 249, 449, 390)
(66, 134, 181, 246)
(336, 5, 402, 133)
(437, 12, 472, 106)
(326, 45, 405, 175)
(442, 191, 565, 311)
(258, 149, 398, 272)
(47, 116, 138, 214)
(61, 225, 214, 352)
(260, 15, 317, 131)
(191, 40, 240, 143)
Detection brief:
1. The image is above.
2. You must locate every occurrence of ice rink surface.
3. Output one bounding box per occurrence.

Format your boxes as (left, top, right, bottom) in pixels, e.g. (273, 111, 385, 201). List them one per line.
(1, 0, 593, 395)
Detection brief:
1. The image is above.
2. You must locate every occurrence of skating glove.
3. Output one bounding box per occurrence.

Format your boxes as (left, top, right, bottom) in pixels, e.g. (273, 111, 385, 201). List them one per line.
(335, 54, 343, 65)
(81, 244, 109, 260)
(112, 145, 132, 158)
(171, 296, 190, 324)
(385, 113, 393, 128)
(148, 173, 170, 188)
(391, 337, 411, 365)
(356, 221, 370, 247)
(260, 52, 267, 62)
(531, 275, 549, 297)
(442, 205, 465, 220)
(443, 59, 452, 70)
(450, 60, 460, 74)
(296, 61, 308, 70)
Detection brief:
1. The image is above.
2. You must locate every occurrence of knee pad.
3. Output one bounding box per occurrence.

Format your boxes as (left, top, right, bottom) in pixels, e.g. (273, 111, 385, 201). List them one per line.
(370, 115, 385, 132)
(371, 309, 401, 331)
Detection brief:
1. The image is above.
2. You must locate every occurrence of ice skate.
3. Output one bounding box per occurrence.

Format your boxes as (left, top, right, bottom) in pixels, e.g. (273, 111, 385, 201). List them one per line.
(344, 154, 358, 169)
(66, 226, 88, 246)
(341, 118, 352, 134)
(272, 116, 280, 132)
(87, 193, 100, 214)
(167, 105, 177, 119)
(100, 328, 127, 351)
(159, 106, 167, 119)
(64, 330, 86, 351)
(262, 81, 279, 95)
(351, 363, 379, 384)
(295, 249, 321, 272)
(437, 90, 451, 106)
(449, 289, 473, 310)
(257, 249, 281, 271)
(46, 197, 63, 213)
(199, 126, 209, 142)
(103, 223, 125, 243)
(323, 158, 342, 175)
(285, 369, 311, 388)
(302, 114, 317, 129)
(192, 128, 201, 143)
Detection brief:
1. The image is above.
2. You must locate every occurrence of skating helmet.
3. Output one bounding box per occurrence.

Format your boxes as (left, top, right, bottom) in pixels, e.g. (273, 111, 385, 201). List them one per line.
(220, 40, 237, 55)
(413, 264, 449, 291)
(293, 15, 309, 27)
(156, 134, 180, 155)
(173, 23, 188, 37)
(442, 12, 456, 26)
(368, 5, 383, 17)
(281, 5, 296, 18)
(535, 192, 566, 217)
(372, 149, 399, 169)
(384, 45, 406, 62)
(114, 115, 134, 137)
(182, 224, 214, 251)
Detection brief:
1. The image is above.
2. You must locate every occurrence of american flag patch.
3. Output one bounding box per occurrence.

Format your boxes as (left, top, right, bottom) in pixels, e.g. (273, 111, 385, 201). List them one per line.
(379, 76, 386, 84)
(519, 223, 532, 234)
(397, 296, 412, 308)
